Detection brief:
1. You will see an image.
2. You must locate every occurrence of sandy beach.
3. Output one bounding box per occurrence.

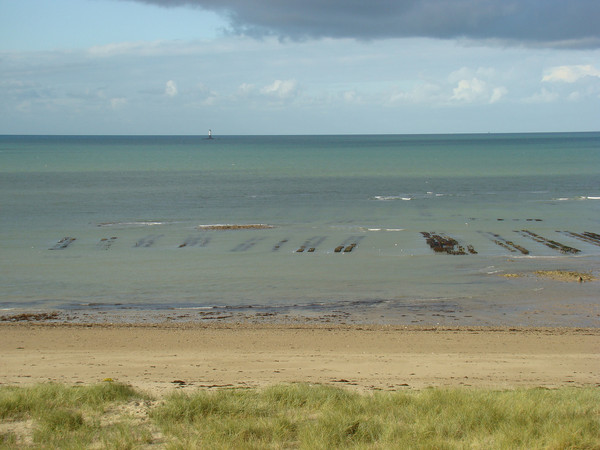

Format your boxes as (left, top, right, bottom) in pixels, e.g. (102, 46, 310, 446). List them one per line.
(1, 323, 598, 395)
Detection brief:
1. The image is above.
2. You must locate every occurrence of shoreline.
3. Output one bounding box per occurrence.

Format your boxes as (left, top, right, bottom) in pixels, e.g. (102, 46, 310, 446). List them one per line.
(2, 289, 600, 328)
(2, 322, 598, 395)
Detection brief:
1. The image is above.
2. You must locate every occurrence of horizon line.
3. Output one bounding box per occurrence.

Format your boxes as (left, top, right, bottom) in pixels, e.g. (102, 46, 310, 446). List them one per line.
(1, 130, 599, 138)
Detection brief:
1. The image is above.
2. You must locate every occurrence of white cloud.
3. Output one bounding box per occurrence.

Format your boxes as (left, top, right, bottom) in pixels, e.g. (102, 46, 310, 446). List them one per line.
(451, 78, 487, 102)
(490, 86, 508, 103)
(448, 67, 473, 83)
(2, 30, 599, 134)
(523, 88, 559, 104)
(165, 80, 178, 97)
(542, 65, 600, 83)
(451, 77, 508, 104)
(260, 79, 298, 99)
(237, 83, 255, 96)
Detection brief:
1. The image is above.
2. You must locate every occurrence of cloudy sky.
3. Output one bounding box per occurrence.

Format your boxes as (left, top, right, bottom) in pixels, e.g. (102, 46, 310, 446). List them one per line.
(1, 0, 599, 135)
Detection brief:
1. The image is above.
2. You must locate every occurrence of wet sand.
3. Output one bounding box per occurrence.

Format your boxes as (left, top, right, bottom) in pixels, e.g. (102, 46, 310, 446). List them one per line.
(1, 323, 598, 395)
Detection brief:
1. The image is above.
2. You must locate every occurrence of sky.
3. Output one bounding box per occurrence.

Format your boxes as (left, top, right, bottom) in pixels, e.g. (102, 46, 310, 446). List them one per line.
(1, 0, 599, 135)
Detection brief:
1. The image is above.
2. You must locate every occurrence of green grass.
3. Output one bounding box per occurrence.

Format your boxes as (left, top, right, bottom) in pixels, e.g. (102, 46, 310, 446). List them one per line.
(0, 381, 153, 448)
(151, 384, 600, 449)
(0, 381, 141, 421)
(1, 383, 599, 449)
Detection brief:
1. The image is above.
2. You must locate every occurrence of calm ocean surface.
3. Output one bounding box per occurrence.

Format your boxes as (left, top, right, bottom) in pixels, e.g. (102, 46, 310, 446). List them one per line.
(1, 133, 599, 325)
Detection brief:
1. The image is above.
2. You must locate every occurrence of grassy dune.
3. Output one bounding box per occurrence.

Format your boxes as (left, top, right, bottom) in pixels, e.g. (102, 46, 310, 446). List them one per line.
(0, 382, 153, 448)
(1, 382, 599, 448)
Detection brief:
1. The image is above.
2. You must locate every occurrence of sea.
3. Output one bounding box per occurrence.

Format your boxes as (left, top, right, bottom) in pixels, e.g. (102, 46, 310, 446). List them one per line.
(1, 133, 599, 326)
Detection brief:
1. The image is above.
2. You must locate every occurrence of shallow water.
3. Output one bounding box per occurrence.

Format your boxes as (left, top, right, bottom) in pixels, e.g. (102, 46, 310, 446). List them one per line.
(1, 133, 599, 325)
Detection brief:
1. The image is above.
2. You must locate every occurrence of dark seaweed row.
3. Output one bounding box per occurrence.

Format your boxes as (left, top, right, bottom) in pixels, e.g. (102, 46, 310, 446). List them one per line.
(134, 234, 164, 248)
(272, 239, 289, 251)
(558, 231, 600, 248)
(48, 237, 76, 250)
(517, 230, 580, 254)
(231, 237, 265, 252)
(494, 218, 543, 222)
(481, 232, 529, 255)
(334, 243, 357, 253)
(420, 232, 476, 255)
(179, 236, 211, 248)
(296, 236, 327, 253)
(97, 237, 118, 250)
(49, 230, 597, 254)
(334, 236, 365, 253)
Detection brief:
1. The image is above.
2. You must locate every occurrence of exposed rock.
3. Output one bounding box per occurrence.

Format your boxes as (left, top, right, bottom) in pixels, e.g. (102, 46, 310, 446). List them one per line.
(0, 312, 60, 322)
(501, 271, 595, 282)
(534, 270, 595, 282)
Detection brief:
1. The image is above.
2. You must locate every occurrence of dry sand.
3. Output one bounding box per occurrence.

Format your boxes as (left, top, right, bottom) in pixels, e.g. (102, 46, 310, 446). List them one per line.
(1, 323, 598, 395)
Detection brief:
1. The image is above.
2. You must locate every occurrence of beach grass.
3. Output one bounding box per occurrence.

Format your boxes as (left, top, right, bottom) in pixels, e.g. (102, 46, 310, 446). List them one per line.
(0, 381, 153, 448)
(1, 382, 599, 448)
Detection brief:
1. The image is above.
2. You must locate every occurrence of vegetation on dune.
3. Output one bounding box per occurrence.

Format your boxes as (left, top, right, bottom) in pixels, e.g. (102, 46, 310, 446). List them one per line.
(151, 384, 600, 449)
(1, 382, 599, 448)
(0, 382, 153, 448)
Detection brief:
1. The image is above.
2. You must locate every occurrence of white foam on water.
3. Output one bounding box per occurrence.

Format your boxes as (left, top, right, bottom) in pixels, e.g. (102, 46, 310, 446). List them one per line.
(553, 196, 592, 201)
(98, 221, 170, 227)
(373, 195, 402, 201)
(481, 266, 502, 274)
(511, 255, 570, 260)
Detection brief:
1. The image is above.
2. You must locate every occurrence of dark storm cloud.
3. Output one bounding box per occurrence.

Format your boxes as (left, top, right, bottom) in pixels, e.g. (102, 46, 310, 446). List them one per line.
(127, 0, 600, 48)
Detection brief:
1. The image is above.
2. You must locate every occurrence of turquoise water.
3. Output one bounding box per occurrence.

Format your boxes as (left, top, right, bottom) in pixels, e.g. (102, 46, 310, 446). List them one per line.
(1, 133, 599, 325)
